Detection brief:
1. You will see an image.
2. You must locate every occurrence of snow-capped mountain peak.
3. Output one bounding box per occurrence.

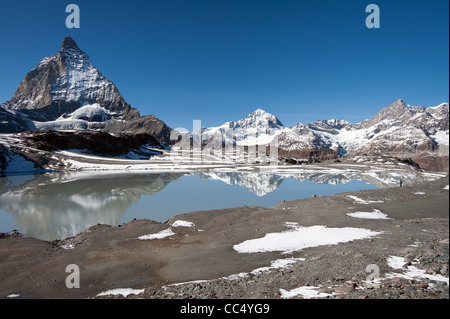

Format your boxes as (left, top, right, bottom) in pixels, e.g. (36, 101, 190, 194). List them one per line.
(0, 36, 173, 143)
(1, 36, 138, 122)
(237, 108, 284, 129)
(199, 109, 285, 146)
(248, 108, 272, 117)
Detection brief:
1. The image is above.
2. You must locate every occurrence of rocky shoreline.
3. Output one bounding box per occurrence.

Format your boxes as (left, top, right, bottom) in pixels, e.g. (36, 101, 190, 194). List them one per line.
(0, 176, 448, 299)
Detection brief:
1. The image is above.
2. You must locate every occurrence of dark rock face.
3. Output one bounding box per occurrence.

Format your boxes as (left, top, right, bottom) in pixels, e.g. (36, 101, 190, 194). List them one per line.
(0, 145, 8, 171)
(414, 153, 449, 174)
(23, 130, 162, 157)
(102, 115, 174, 144)
(277, 148, 337, 163)
(61, 35, 81, 51)
(0, 107, 34, 133)
(0, 130, 166, 175)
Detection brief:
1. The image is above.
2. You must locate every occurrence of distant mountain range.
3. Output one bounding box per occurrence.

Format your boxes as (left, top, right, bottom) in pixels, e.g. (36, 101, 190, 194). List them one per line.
(0, 36, 448, 173)
(198, 100, 449, 172)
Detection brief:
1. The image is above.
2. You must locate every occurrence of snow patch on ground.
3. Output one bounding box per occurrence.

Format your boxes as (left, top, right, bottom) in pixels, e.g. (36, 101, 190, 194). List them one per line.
(233, 223, 383, 254)
(137, 228, 175, 240)
(348, 195, 384, 205)
(387, 256, 408, 269)
(165, 257, 305, 288)
(386, 256, 449, 285)
(346, 209, 392, 220)
(171, 220, 195, 228)
(279, 286, 338, 299)
(96, 288, 145, 298)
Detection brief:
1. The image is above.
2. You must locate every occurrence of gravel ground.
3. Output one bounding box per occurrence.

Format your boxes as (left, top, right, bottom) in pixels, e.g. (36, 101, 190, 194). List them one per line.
(103, 218, 449, 300)
(1, 176, 448, 300)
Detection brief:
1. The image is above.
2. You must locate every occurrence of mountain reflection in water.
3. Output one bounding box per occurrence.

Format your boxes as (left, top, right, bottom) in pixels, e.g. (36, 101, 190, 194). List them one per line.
(0, 169, 440, 240)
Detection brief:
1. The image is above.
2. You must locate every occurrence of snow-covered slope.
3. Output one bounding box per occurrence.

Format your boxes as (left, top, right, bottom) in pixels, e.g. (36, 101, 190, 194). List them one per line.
(34, 103, 112, 130)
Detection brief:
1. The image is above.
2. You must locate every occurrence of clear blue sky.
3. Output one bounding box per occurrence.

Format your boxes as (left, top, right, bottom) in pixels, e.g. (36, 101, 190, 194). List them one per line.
(0, 0, 448, 129)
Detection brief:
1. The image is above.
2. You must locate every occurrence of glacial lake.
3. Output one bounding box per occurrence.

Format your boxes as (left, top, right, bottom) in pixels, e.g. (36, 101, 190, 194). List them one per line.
(0, 169, 439, 241)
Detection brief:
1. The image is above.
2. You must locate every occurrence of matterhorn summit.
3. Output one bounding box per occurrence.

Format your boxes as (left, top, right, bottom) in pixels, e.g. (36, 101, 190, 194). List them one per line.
(0, 36, 171, 142)
(2, 35, 138, 122)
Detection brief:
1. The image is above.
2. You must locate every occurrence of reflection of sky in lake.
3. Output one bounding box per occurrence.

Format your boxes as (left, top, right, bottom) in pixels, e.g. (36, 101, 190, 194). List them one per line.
(0, 169, 440, 241)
